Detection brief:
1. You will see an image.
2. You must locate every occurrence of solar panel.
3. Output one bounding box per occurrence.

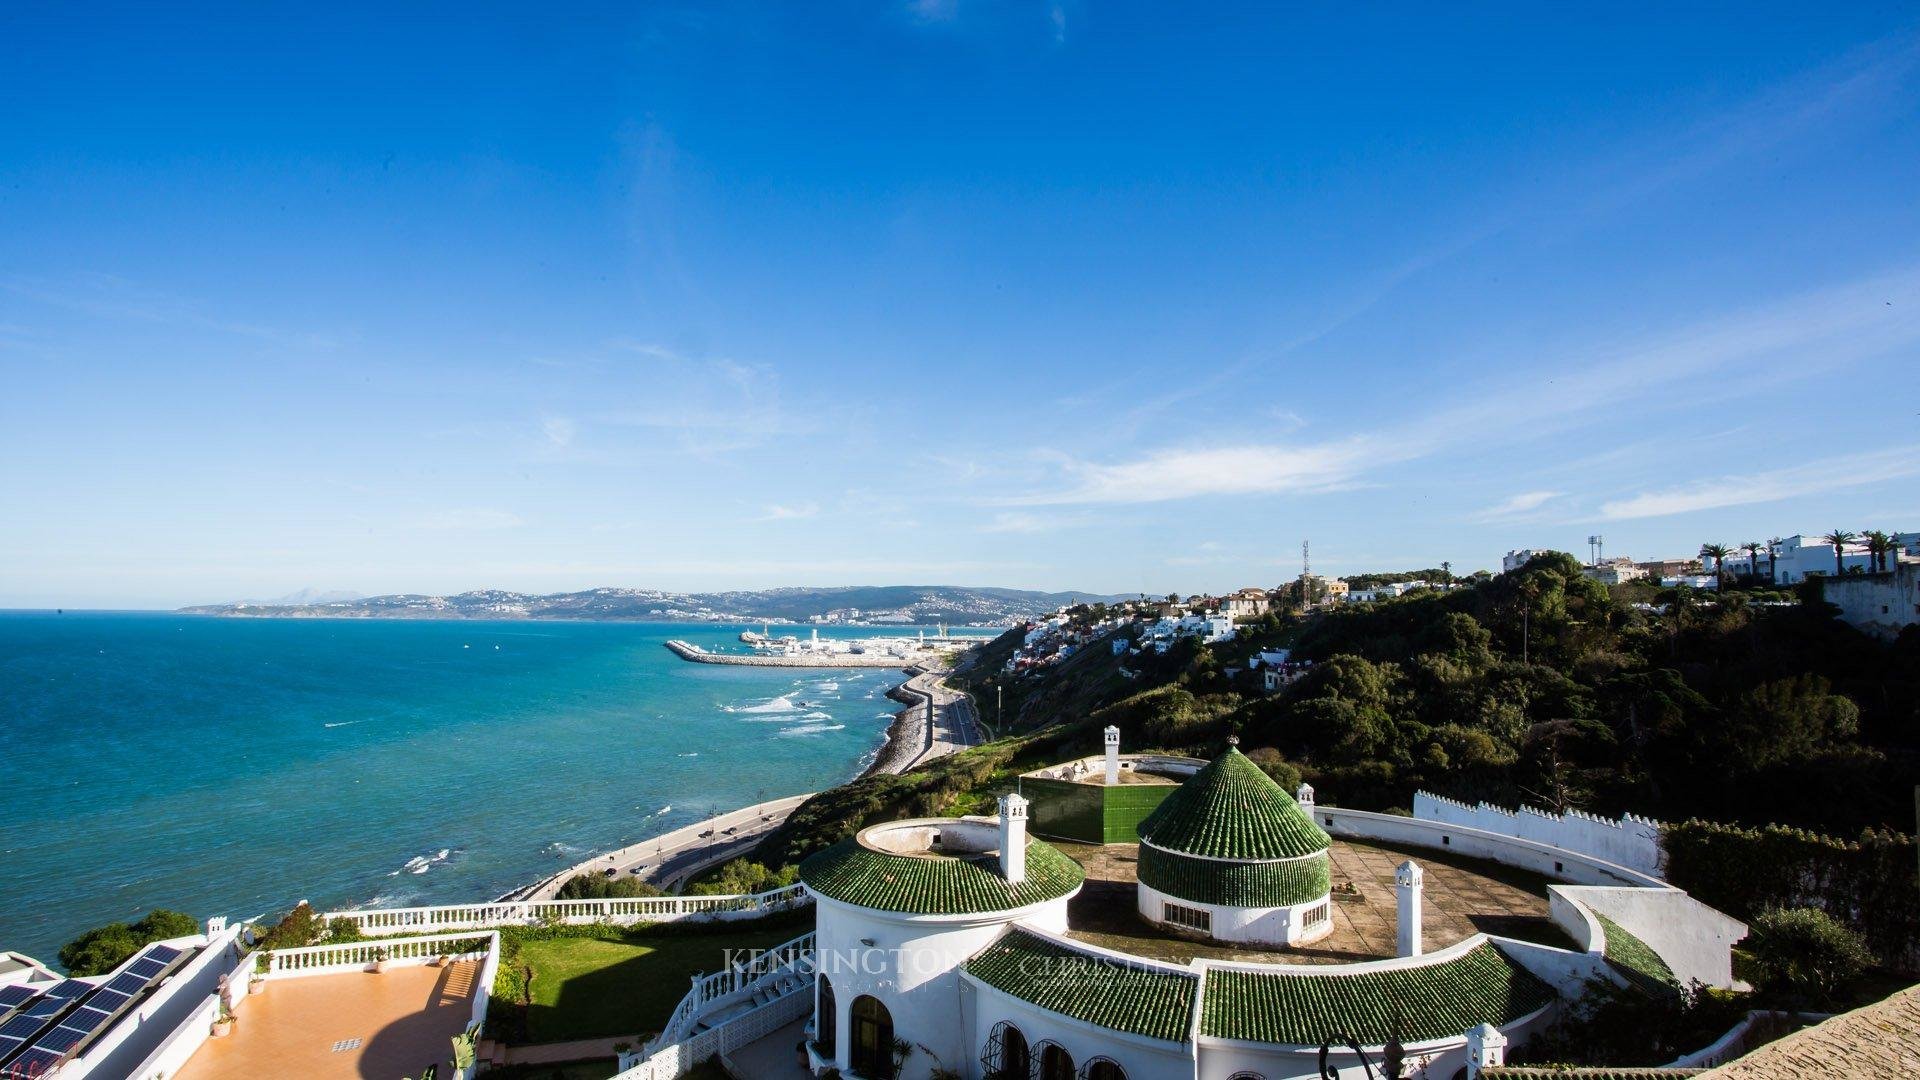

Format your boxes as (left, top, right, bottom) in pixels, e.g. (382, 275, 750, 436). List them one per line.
(144, 944, 184, 964)
(0, 988, 36, 1011)
(1, 1046, 63, 1079)
(29, 1025, 84, 1055)
(102, 972, 147, 996)
(125, 957, 167, 980)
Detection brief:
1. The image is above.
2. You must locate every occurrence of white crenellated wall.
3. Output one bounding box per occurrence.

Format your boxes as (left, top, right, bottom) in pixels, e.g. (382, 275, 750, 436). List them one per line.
(1413, 791, 1664, 879)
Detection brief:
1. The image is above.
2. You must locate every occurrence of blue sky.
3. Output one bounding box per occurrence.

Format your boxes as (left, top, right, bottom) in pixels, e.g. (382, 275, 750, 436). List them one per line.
(4, 5, 1919, 608)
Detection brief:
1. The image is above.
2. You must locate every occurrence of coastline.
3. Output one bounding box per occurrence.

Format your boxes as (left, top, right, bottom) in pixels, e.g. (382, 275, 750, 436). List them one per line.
(513, 660, 981, 898)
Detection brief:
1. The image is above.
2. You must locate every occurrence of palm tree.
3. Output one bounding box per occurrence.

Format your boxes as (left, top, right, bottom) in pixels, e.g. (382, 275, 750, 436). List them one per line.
(1767, 537, 1782, 584)
(1742, 541, 1762, 586)
(1700, 543, 1732, 592)
(1821, 530, 1857, 576)
(1863, 530, 1893, 573)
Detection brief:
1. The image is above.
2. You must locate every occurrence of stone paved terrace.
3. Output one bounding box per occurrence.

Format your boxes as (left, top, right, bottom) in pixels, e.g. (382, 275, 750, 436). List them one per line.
(178, 961, 481, 1080)
(1055, 838, 1568, 965)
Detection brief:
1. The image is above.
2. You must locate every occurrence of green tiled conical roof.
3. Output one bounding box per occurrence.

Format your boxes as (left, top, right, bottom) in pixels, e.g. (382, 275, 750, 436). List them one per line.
(799, 835, 1083, 915)
(1136, 747, 1330, 861)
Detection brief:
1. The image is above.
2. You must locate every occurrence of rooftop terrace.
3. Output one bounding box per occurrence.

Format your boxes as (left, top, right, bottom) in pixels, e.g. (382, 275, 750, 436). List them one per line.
(1055, 838, 1568, 964)
(178, 962, 481, 1080)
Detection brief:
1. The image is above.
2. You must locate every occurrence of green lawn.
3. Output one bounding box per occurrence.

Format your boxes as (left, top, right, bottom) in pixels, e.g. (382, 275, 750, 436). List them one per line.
(517, 925, 805, 1044)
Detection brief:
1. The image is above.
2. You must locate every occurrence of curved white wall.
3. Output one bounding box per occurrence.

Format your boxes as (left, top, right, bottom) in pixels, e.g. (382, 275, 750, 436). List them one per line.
(1136, 881, 1332, 947)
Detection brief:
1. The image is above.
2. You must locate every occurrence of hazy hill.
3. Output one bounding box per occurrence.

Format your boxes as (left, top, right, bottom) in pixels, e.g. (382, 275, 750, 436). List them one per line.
(179, 584, 1123, 625)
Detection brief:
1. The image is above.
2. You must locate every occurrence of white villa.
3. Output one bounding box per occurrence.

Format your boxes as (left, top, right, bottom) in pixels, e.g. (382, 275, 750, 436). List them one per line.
(796, 741, 1748, 1080)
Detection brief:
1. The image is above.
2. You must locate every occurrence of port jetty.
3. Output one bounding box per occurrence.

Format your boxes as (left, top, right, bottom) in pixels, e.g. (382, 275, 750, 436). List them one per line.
(664, 639, 914, 668)
(663, 625, 988, 669)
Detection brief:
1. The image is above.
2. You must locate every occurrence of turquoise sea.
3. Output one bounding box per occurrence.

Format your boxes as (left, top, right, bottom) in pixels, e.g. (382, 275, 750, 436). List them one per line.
(0, 612, 978, 964)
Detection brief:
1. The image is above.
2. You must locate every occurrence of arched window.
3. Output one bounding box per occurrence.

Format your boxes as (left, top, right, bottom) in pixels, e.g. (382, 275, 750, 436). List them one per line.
(815, 975, 837, 1058)
(982, 1020, 1032, 1079)
(1081, 1057, 1128, 1080)
(1227, 1073, 1266, 1080)
(1037, 1039, 1074, 1080)
(850, 995, 895, 1079)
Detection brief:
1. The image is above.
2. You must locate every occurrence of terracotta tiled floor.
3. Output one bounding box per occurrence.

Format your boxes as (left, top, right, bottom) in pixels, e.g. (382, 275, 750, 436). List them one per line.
(1056, 839, 1566, 965)
(178, 961, 481, 1080)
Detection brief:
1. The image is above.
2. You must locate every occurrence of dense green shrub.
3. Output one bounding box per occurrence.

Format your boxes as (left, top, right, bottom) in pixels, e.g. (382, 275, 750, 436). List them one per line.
(58, 909, 199, 976)
(1744, 906, 1875, 1005)
(686, 859, 796, 896)
(1663, 820, 1918, 970)
(252, 901, 325, 951)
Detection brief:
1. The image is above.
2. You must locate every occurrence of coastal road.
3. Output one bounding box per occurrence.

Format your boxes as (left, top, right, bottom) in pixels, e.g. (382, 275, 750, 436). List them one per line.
(520, 793, 813, 900)
(902, 670, 984, 769)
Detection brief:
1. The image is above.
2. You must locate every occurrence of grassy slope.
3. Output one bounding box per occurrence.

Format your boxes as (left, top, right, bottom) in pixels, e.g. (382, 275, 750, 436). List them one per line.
(518, 924, 803, 1043)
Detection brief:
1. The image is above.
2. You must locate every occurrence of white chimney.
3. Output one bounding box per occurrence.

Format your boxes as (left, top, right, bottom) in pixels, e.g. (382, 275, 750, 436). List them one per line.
(1295, 782, 1314, 809)
(998, 793, 1029, 885)
(1103, 725, 1122, 786)
(1464, 1023, 1508, 1078)
(1395, 860, 1424, 957)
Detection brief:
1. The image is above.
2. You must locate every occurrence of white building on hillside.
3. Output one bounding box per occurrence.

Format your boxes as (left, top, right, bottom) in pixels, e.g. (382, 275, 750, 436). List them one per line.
(1502, 549, 1561, 573)
(1717, 532, 1918, 585)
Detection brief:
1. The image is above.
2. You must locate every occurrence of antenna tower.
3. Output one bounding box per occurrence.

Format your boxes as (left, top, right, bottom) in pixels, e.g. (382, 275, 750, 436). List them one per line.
(1302, 540, 1311, 580)
(1587, 535, 1605, 566)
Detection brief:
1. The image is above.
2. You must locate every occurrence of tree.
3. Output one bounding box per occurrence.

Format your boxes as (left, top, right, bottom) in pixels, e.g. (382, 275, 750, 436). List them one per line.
(1862, 530, 1892, 573)
(1820, 530, 1856, 575)
(1745, 906, 1873, 1006)
(1741, 542, 1762, 585)
(58, 909, 200, 976)
(1699, 544, 1732, 592)
(1766, 537, 1782, 583)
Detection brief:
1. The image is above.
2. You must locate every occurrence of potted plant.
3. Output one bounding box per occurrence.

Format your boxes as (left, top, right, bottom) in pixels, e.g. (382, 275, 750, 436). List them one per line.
(211, 1003, 235, 1038)
(371, 946, 390, 974)
(250, 951, 271, 993)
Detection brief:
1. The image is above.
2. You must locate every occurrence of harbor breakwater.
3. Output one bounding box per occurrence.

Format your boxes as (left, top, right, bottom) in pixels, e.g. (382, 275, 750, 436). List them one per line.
(665, 638, 922, 668)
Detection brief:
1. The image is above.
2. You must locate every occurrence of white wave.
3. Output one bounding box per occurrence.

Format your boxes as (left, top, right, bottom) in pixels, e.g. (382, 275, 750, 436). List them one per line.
(727, 694, 802, 714)
(802, 711, 833, 720)
(654, 805, 673, 816)
(777, 722, 847, 737)
(677, 752, 699, 757)
(812, 681, 840, 692)
(323, 720, 361, 729)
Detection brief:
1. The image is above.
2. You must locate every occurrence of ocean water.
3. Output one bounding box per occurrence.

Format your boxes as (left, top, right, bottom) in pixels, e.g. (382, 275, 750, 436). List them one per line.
(0, 612, 969, 963)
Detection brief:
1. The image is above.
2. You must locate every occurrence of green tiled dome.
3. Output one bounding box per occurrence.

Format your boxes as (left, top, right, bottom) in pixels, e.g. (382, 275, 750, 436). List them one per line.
(799, 834, 1083, 915)
(1137, 842, 1329, 907)
(1136, 747, 1331, 861)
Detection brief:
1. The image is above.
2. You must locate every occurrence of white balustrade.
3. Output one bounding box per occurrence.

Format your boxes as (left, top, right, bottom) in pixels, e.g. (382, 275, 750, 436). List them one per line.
(262, 930, 498, 978)
(320, 883, 810, 936)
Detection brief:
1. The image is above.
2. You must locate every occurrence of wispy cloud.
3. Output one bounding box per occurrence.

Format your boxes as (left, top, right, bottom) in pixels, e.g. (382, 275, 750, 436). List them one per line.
(1011, 264, 1920, 507)
(1008, 440, 1375, 505)
(758, 502, 820, 521)
(2, 273, 338, 350)
(540, 416, 577, 447)
(1473, 490, 1564, 522)
(1600, 446, 1920, 520)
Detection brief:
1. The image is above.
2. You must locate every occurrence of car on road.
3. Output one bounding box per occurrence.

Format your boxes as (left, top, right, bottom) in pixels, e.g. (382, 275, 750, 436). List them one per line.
(629, 865, 647, 875)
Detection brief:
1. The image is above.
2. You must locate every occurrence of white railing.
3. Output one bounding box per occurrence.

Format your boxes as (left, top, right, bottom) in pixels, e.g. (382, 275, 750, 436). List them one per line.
(261, 930, 498, 978)
(321, 883, 810, 935)
(618, 980, 813, 1080)
(648, 930, 815, 1053)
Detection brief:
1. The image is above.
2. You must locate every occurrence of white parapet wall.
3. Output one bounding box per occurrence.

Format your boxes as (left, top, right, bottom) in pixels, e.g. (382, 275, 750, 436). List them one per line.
(1413, 791, 1664, 879)
(321, 882, 811, 935)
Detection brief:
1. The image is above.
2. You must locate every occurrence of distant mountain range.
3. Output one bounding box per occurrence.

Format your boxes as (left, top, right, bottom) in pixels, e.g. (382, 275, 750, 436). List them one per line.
(179, 585, 1125, 626)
